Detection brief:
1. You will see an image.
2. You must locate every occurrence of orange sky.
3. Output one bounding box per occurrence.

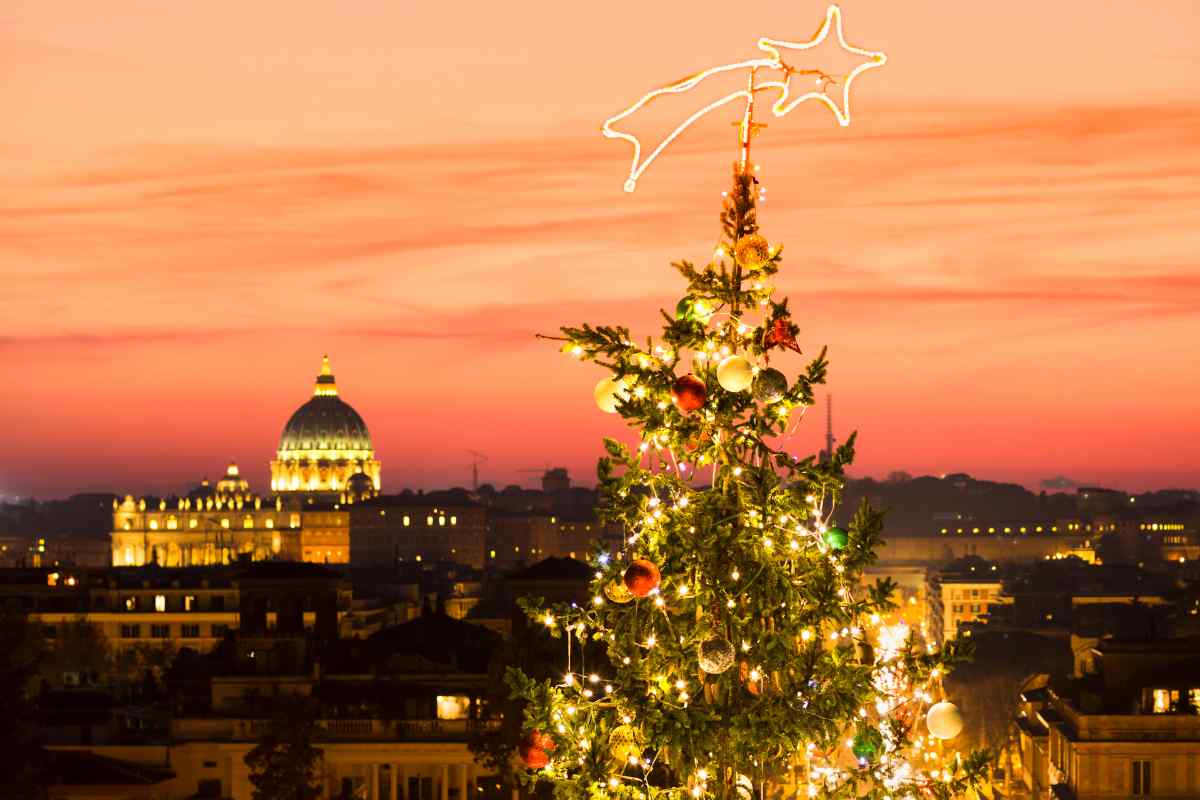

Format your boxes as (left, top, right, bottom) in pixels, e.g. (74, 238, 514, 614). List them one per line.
(3, 1, 1199, 498)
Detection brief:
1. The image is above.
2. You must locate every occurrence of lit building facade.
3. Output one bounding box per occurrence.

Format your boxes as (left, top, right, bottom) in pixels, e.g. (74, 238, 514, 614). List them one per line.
(926, 559, 1004, 644)
(110, 463, 350, 566)
(1018, 639, 1200, 799)
(270, 356, 381, 495)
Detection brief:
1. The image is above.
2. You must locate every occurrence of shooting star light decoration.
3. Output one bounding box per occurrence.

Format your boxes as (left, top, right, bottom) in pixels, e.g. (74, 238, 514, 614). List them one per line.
(602, 4, 887, 192)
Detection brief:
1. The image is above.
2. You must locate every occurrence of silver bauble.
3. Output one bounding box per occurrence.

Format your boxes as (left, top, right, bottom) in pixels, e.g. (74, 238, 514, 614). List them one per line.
(752, 368, 787, 403)
(698, 637, 736, 674)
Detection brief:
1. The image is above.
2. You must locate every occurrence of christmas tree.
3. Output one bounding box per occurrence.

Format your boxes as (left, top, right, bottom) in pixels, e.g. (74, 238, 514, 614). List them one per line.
(508, 7, 993, 798)
(509, 168, 991, 799)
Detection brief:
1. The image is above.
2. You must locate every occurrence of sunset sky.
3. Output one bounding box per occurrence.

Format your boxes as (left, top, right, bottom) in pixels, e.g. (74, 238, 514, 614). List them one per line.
(3, 0, 1199, 499)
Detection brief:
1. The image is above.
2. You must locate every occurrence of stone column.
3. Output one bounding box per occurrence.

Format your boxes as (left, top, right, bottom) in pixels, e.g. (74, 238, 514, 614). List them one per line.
(371, 764, 380, 800)
(440, 765, 449, 800)
(457, 763, 469, 800)
(390, 763, 399, 800)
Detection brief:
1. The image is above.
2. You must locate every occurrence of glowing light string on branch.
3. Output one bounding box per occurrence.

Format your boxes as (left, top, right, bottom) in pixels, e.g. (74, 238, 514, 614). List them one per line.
(601, 3, 887, 191)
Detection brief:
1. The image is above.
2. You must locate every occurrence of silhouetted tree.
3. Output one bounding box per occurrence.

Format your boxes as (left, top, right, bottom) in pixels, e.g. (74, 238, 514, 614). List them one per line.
(244, 697, 324, 800)
(0, 612, 49, 799)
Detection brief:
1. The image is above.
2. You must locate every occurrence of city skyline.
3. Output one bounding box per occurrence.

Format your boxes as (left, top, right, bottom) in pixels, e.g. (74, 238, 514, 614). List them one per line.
(4, 0, 1200, 498)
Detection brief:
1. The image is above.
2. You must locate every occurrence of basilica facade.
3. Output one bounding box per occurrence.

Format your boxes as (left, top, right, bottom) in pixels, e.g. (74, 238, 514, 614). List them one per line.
(109, 357, 374, 567)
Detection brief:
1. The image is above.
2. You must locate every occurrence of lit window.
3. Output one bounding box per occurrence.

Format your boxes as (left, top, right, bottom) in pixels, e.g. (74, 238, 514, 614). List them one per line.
(184, 595, 197, 612)
(154, 595, 166, 612)
(149, 520, 159, 530)
(450, 516, 457, 526)
(124, 596, 137, 611)
(243, 516, 254, 529)
(221, 519, 230, 529)
(167, 517, 178, 530)
(403, 515, 410, 527)
(437, 695, 470, 720)
(290, 514, 300, 529)
(189, 519, 198, 529)
(427, 516, 434, 526)
(265, 519, 274, 529)
(438, 516, 446, 527)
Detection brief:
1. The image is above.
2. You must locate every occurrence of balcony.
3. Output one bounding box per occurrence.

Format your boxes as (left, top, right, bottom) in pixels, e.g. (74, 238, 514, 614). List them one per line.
(172, 717, 498, 742)
(1046, 697, 1200, 742)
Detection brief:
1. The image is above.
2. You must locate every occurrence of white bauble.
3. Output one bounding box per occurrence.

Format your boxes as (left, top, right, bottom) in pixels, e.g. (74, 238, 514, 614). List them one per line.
(594, 377, 630, 414)
(926, 701, 964, 740)
(735, 774, 754, 800)
(717, 355, 754, 392)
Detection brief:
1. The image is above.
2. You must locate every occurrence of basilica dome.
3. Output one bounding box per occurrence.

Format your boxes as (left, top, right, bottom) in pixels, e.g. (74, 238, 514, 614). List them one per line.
(270, 356, 382, 494)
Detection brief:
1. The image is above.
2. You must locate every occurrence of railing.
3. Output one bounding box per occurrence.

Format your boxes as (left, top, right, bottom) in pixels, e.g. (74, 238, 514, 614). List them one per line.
(173, 717, 500, 742)
(1052, 697, 1200, 741)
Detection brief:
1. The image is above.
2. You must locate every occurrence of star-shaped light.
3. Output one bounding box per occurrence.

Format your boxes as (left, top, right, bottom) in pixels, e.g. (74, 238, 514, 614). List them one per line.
(601, 4, 888, 191)
(757, 5, 887, 127)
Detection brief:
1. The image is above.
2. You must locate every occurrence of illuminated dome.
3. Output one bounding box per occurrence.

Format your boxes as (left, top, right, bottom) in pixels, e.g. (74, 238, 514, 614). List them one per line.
(214, 462, 251, 501)
(270, 356, 382, 494)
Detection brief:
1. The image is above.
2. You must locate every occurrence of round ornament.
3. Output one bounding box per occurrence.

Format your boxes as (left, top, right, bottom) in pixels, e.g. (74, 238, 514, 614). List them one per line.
(671, 374, 707, 413)
(623, 559, 661, 598)
(716, 355, 754, 393)
(735, 774, 754, 800)
(823, 526, 848, 551)
(752, 368, 787, 404)
(926, 701, 964, 740)
(851, 727, 883, 761)
(734, 234, 771, 270)
(594, 377, 630, 414)
(608, 724, 642, 765)
(603, 578, 635, 604)
(698, 637, 736, 675)
(675, 297, 714, 324)
(519, 730, 556, 769)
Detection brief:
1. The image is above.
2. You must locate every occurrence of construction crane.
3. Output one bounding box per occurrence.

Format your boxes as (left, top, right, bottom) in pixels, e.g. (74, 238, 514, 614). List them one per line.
(467, 451, 488, 492)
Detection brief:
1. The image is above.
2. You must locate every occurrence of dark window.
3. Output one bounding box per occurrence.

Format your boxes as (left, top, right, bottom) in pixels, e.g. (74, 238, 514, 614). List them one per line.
(197, 778, 222, 797)
(202, 761, 218, 769)
(1133, 760, 1151, 796)
(181, 624, 200, 638)
(151, 624, 170, 639)
(210, 596, 225, 611)
(211, 624, 229, 638)
(121, 624, 140, 639)
(42, 625, 57, 639)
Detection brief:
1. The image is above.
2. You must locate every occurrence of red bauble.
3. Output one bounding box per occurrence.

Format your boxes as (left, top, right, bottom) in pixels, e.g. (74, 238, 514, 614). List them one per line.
(519, 730, 555, 769)
(623, 559, 661, 598)
(671, 374, 707, 413)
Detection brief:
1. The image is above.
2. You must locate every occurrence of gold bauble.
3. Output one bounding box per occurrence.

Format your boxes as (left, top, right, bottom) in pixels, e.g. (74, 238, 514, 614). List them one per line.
(603, 579, 634, 604)
(734, 234, 771, 269)
(608, 724, 642, 765)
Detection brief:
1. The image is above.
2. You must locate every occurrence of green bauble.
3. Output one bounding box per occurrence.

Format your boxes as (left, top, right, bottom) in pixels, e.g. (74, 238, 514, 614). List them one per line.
(824, 526, 848, 551)
(851, 727, 883, 761)
(675, 296, 713, 324)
